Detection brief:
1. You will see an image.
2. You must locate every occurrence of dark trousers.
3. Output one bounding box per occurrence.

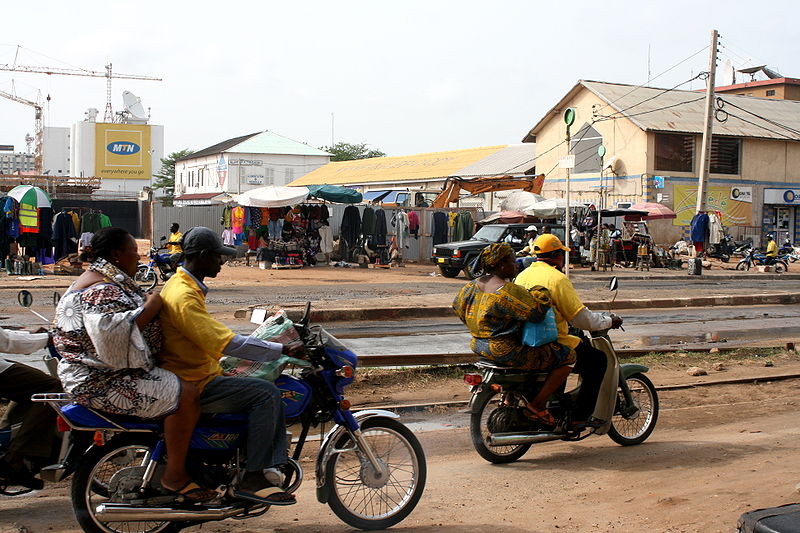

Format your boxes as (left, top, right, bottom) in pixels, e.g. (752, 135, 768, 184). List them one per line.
(0, 362, 62, 459)
(572, 339, 607, 420)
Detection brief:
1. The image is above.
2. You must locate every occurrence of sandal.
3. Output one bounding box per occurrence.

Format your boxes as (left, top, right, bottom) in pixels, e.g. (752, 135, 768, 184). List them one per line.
(234, 484, 296, 506)
(162, 480, 217, 503)
(523, 405, 556, 426)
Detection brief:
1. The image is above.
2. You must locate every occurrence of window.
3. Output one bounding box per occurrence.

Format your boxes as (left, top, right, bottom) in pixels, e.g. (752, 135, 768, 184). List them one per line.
(766, 89, 776, 96)
(285, 167, 294, 182)
(265, 167, 275, 185)
(654, 133, 694, 172)
(569, 123, 603, 173)
(710, 136, 740, 174)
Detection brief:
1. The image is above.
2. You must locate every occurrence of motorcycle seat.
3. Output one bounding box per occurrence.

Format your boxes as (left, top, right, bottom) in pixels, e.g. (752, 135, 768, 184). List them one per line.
(475, 360, 542, 375)
(59, 403, 248, 432)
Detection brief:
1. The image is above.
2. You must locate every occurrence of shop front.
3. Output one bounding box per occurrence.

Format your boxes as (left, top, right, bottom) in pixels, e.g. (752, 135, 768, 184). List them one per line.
(763, 188, 800, 244)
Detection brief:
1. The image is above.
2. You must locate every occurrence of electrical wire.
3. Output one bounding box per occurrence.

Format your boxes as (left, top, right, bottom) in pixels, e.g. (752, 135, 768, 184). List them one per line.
(715, 109, 798, 141)
(595, 96, 706, 122)
(595, 73, 706, 121)
(716, 97, 800, 138)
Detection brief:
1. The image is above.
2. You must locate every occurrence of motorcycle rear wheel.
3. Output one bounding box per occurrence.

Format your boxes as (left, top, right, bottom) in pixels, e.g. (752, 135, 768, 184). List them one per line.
(134, 265, 158, 292)
(775, 261, 788, 273)
(469, 391, 531, 464)
(326, 417, 426, 530)
(608, 373, 659, 446)
(72, 436, 177, 533)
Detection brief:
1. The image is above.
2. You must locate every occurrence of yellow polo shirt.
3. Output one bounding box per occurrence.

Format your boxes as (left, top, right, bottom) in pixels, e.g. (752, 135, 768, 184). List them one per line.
(158, 268, 235, 390)
(167, 231, 183, 255)
(515, 262, 585, 350)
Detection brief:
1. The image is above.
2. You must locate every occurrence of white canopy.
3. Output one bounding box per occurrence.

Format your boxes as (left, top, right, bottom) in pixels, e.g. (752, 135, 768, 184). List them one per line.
(233, 186, 310, 207)
(523, 198, 587, 218)
(499, 190, 546, 212)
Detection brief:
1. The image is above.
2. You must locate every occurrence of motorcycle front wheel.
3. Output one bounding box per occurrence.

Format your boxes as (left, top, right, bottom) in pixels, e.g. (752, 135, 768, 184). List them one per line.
(72, 436, 177, 533)
(735, 260, 749, 271)
(608, 373, 659, 446)
(469, 391, 531, 464)
(326, 417, 426, 530)
(134, 265, 158, 291)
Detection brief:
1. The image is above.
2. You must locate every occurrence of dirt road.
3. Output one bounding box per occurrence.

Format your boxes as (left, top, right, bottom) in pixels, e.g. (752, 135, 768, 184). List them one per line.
(1, 371, 798, 533)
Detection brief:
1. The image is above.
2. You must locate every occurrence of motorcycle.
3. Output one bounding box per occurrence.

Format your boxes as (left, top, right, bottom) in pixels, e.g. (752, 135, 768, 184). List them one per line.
(135, 236, 181, 291)
(732, 237, 753, 258)
(706, 235, 734, 262)
(464, 277, 659, 464)
(1, 291, 92, 495)
(778, 239, 800, 263)
(33, 302, 426, 532)
(735, 248, 789, 273)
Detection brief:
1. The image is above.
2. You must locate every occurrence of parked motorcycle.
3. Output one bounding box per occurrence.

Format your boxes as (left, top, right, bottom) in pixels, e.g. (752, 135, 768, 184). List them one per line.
(134, 236, 181, 291)
(778, 239, 800, 263)
(732, 237, 753, 258)
(1, 291, 91, 495)
(465, 278, 659, 464)
(735, 248, 789, 273)
(706, 235, 734, 262)
(33, 302, 426, 532)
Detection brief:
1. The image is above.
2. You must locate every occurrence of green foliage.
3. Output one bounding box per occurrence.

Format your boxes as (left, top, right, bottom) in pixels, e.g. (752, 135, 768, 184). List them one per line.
(152, 149, 194, 194)
(320, 142, 386, 162)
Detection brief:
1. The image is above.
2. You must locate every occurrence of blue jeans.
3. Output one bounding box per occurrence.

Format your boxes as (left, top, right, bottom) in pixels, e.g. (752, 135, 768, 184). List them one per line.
(200, 376, 287, 471)
(268, 220, 282, 240)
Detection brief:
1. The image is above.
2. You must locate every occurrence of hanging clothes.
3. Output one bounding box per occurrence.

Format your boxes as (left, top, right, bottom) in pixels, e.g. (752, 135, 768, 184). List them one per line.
(320, 204, 330, 222)
(318, 223, 334, 255)
(52, 211, 78, 260)
(690, 213, 709, 243)
(222, 206, 232, 228)
(221, 228, 235, 246)
(374, 209, 388, 246)
(408, 210, 419, 239)
(81, 212, 102, 234)
(708, 212, 723, 244)
(70, 211, 80, 235)
(361, 207, 376, 242)
(249, 207, 262, 227)
(392, 211, 410, 253)
(340, 205, 362, 254)
(18, 203, 39, 234)
(232, 206, 245, 234)
(432, 211, 449, 245)
(99, 213, 112, 228)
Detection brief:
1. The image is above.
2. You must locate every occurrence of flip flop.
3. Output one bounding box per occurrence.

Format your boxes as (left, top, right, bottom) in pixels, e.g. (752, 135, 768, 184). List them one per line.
(234, 484, 296, 506)
(523, 406, 556, 426)
(163, 480, 217, 503)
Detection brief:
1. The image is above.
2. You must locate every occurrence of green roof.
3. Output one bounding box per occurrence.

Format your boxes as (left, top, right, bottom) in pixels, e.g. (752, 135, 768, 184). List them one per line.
(229, 130, 331, 157)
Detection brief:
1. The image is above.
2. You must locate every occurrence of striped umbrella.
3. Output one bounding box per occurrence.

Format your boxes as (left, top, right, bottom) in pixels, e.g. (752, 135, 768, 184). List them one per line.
(7, 185, 52, 208)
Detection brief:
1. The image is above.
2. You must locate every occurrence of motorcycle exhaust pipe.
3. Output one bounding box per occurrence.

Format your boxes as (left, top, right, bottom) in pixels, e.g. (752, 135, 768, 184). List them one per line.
(489, 432, 562, 446)
(94, 503, 247, 522)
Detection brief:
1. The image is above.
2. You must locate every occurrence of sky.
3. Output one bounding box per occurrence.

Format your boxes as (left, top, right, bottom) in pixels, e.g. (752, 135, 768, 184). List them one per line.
(1, 0, 798, 160)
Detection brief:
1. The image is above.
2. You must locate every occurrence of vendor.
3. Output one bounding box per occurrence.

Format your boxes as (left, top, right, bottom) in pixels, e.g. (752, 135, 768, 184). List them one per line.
(516, 225, 540, 271)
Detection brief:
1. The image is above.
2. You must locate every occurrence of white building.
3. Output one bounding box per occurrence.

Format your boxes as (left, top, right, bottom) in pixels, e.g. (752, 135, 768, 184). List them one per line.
(0, 149, 34, 174)
(173, 130, 331, 206)
(43, 126, 70, 176)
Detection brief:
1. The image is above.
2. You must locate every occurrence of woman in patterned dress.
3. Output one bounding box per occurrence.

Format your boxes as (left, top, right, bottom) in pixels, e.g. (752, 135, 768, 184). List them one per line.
(452, 243, 575, 425)
(53, 227, 215, 501)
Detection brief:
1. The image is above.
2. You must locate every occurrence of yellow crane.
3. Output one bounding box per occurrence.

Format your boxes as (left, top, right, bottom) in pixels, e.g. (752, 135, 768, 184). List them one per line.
(0, 88, 43, 173)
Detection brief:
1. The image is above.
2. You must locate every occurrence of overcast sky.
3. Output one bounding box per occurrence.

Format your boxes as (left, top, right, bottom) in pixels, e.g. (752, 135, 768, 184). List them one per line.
(1, 0, 797, 160)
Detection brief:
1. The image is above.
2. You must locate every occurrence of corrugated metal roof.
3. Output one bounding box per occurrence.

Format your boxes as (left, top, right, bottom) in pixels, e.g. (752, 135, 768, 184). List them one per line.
(454, 144, 536, 177)
(178, 130, 330, 161)
(288, 145, 509, 186)
(230, 130, 331, 157)
(582, 80, 800, 141)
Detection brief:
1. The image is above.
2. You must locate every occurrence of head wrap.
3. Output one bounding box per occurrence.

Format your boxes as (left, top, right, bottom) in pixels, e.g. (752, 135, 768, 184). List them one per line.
(477, 243, 515, 273)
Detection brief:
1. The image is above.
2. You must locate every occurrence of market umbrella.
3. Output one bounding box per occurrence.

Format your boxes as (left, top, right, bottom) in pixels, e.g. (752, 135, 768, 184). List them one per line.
(523, 198, 587, 218)
(499, 190, 546, 212)
(234, 185, 310, 207)
(477, 210, 536, 225)
(7, 185, 51, 208)
(627, 202, 676, 220)
(305, 184, 362, 204)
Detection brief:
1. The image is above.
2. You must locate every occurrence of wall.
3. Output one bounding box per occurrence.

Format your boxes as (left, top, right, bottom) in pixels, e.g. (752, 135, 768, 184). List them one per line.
(43, 127, 70, 176)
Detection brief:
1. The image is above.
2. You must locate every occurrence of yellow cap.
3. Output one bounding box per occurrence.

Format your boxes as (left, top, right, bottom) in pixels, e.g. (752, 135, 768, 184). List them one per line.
(533, 234, 570, 255)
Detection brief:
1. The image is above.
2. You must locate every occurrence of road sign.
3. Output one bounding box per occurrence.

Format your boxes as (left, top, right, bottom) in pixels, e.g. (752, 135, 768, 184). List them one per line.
(559, 155, 576, 169)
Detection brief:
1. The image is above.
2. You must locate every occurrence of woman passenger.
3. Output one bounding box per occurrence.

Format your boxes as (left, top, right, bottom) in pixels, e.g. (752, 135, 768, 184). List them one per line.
(452, 243, 574, 424)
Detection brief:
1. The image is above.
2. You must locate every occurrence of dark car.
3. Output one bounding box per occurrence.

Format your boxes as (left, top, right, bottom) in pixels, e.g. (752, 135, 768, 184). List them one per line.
(431, 223, 566, 278)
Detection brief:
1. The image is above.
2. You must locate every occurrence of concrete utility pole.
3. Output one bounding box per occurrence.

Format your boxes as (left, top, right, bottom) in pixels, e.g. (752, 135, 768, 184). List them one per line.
(695, 29, 718, 214)
(563, 108, 576, 279)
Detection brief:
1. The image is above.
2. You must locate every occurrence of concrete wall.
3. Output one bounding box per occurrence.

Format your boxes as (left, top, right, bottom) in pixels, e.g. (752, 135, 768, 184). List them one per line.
(43, 127, 70, 176)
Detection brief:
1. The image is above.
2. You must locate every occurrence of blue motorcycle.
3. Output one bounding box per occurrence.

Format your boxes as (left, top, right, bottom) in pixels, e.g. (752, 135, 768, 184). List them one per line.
(735, 247, 789, 273)
(135, 237, 181, 291)
(34, 304, 426, 532)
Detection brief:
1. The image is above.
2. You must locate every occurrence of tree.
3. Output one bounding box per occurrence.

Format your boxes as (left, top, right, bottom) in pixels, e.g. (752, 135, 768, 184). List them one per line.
(320, 142, 385, 162)
(152, 148, 194, 194)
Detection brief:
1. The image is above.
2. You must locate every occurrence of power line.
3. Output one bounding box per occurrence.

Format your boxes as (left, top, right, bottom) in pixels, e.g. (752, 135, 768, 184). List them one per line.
(595, 74, 706, 122)
(716, 109, 797, 141)
(716, 97, 800, 138)
(595, 96, 706, 122)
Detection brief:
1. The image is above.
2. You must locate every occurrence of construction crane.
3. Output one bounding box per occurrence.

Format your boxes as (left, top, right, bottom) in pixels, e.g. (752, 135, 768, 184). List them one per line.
(0, 61, 162, 122)
(0, 88, 43, 173)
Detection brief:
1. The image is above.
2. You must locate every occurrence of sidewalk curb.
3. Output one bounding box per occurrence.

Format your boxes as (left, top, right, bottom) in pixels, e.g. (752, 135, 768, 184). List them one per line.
(236, 292, 800, 322)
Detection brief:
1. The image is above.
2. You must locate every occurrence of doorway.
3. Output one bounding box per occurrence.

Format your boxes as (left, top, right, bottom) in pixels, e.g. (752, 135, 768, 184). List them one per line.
(775, 206, 795, 244)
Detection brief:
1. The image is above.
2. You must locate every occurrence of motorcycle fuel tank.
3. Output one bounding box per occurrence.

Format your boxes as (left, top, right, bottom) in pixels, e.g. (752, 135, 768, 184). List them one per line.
(276, 374, 313, 418)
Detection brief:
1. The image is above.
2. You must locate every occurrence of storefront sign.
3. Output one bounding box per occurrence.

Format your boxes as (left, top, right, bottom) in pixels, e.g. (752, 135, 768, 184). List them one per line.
(95, 123, 151, 179)
(229, 159, 263, 166)
(764, 188, 800, 205)
(653, 176, 665, 189)
(217, 155, 228, 187)
(730, 186, 752, 203)
(673, 183, 752, 226)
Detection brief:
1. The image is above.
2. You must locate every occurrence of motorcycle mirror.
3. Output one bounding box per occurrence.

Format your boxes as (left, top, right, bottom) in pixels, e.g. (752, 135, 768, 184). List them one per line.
(53, 291, 61, 307)
(297, 301, 312, 329)
(17, 289, 33, 308)
(160, 236, 167, 241)
(608, 276, 619, 292)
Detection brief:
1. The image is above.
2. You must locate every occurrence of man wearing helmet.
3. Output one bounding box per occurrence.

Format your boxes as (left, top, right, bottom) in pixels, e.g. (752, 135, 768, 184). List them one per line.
(764, 234, 778, 265)
(516, 234, 623, 428)
(515, 225, 539, 270)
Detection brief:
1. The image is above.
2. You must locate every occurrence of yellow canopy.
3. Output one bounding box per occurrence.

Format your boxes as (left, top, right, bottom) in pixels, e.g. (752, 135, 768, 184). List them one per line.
(289, 145, 508, 186)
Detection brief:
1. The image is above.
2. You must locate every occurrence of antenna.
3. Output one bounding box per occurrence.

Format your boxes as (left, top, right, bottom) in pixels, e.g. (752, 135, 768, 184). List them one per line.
(120, 90, 148, 124)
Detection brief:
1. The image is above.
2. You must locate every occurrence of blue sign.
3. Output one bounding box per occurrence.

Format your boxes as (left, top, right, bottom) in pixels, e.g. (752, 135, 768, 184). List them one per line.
(653, 176, 665, 189)
(106, 141, 141, 155)
(784, 190, 796, 203)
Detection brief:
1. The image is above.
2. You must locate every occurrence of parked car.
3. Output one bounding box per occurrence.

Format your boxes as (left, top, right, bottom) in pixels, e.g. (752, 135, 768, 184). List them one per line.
(431, 223, 565, 278)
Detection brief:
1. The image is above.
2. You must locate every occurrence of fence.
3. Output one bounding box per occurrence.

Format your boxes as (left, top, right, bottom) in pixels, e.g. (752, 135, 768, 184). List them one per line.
(151, 202, 481, 262)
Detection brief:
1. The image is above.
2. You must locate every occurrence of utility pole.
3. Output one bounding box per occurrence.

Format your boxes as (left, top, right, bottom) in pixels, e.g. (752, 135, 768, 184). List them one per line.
(695, 29, 718, 214)
(563, 108, 576, 278)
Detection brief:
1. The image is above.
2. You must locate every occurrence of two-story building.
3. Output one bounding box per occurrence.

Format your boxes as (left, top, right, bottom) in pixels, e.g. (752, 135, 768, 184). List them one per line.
(173, 130, 331, 206)
(523, 80, 800, 245)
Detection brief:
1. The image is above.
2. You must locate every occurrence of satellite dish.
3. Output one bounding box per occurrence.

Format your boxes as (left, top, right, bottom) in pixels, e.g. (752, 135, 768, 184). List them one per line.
(122, 91, 148, 120)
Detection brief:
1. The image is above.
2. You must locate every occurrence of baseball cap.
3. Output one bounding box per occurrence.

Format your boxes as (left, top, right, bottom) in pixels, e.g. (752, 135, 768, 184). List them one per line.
(533, 234, 570, 254)
(181, 226, 237, 256)
(525, 225, 538, 232)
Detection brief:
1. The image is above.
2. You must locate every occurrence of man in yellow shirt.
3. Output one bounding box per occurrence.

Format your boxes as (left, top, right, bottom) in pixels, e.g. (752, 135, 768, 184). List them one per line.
(516, 234, 622, 428)
(159, 227, 301, 506)
(764, 234, 778, 265)
(166, 223, 183, 255)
